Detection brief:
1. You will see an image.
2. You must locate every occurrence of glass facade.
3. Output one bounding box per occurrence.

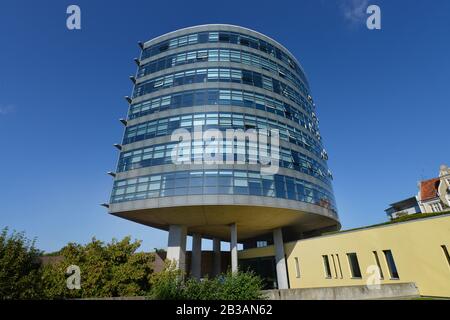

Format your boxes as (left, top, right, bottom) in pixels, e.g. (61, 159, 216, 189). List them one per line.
(110, 25, 338, 223)
(140, 30, 309, 89)
(117, 142, 332, 185)
(123, 112, 324, 160)
(110, 169, 336, 213)
(127, 89, 318, 139)
(137, 48, 308, 95)
(133, 67, 309, 116)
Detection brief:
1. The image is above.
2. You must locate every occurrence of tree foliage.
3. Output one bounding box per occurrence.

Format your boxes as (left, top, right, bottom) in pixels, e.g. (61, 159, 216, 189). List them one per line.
(0, 228, 155, 299)
(0, 228, 43, 299)
(41, 236, 154, 299)
(1, 227, 264, 300)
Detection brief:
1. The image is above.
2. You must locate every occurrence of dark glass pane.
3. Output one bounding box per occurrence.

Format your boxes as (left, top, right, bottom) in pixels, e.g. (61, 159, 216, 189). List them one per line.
(253, 73, 262, 88)
(184, 74, 195, 84)
(242, 71, 253, 85)
(158, 42, 169, 53)
(323, 255, 332, 278)
(172, 94, 182, 108)
(383, 250, 399, 279)
(198, 32, 209, 43)
(249, 39, 258, 49)
(239, 37, 250, 47)
(229, 33, 239, 44)
(347, 253, 362, 278)
(182, 93, 194, 106)
(219, 32, 230, 42)
(249, 183, 262, 196)
(274, 176, 286, 198)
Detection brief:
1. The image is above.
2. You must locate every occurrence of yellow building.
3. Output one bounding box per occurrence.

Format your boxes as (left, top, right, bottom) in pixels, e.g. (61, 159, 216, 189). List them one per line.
(239, 213, 450, 298)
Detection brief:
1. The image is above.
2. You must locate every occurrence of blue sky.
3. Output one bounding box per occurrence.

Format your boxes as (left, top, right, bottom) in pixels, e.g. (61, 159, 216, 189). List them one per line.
(0, 0, 449, 253)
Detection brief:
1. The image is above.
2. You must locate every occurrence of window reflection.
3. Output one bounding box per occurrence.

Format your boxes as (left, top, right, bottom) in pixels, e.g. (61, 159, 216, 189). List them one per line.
(111, 169, 337, 214)
(140, 30, 309, 88)
(123, 112, 322, 161)
(133, 67, 306, 112)
(128, 89, 319, 141)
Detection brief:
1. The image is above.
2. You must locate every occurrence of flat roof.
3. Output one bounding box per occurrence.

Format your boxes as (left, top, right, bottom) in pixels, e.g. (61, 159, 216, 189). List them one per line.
(385, 196, 418, 211)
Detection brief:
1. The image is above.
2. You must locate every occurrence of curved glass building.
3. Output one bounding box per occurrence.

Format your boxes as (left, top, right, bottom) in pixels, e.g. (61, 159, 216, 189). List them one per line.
(107, 25, 339, 287)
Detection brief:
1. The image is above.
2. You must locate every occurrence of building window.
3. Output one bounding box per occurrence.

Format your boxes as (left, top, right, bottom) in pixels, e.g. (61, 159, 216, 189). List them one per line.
(331, 254, 338, 278)
(373, 251, 384, 279)
(441, 245, 450, 269)
(347, 253, 362, 278)
(322, 255, 332, 278)
(256, 241, 267, 248)
(294, 257, 301, 278)
(431, 203, 443, 213)
(383, 250, 400, 279)
(336, 254, 343, 278)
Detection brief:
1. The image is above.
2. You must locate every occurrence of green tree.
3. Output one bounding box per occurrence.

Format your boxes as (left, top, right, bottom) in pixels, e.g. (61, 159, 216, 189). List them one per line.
(0, 228, 43, 299)
(41, 236, 154, 299)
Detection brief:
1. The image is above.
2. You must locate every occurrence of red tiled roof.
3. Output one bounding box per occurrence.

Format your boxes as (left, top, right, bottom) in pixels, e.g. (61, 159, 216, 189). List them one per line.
(420, 178, 440, 201)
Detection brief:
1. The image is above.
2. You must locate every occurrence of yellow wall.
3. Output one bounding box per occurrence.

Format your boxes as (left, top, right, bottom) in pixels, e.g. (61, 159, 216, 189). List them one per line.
(239, 214, 450, 297)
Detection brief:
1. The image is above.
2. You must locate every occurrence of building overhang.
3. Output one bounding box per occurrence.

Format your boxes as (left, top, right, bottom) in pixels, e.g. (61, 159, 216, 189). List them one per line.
(108, 195, 340, 241)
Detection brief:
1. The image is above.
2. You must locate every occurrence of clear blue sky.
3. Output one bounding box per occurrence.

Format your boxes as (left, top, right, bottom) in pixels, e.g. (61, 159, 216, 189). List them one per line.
(0, 1, 449, 253)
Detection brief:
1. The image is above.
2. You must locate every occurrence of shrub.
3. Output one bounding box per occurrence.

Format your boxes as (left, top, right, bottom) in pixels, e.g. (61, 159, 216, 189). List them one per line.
(182, 277, 222, 300)
(149, 265, 264, 300)
(149, 261, 185, 300)
(218, 270, 264, 300)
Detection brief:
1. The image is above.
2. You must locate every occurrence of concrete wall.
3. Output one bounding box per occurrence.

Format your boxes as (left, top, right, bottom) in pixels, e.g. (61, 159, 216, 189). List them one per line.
(239, 214, 450, 297)
(263, 283, 419, 300)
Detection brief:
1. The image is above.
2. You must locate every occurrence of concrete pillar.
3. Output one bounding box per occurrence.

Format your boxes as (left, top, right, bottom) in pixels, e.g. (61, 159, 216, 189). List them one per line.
(230, 223, 238, 273)
(166, 225, 187, 273)
(191, 233, 202, 279)
(273, 228, 289, 289)
(212, 238, 221, 276)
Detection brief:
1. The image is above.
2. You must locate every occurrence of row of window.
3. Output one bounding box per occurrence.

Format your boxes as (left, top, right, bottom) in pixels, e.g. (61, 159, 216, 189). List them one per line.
(123, 112, 324, 161)
(141, 31, 308, 87)
(293, 245, 450, 281)
(137, 48, 308, 96)
(110, 169, 337, 212)
(317, 251, 399, 280)
(430, 202, 444, 213)
(133, 67, 309, 114)
(117, 142, 333, 185)
(128, 89, 320, 141)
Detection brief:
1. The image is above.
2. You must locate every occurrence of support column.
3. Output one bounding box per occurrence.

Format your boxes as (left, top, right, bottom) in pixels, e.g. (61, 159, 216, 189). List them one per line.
(166, 225, 187, 273)
(273, 228, 289, 289)
(230, 223, 238, 273)
(191, 233, 202, 279)
(212, 238, 221, 276)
